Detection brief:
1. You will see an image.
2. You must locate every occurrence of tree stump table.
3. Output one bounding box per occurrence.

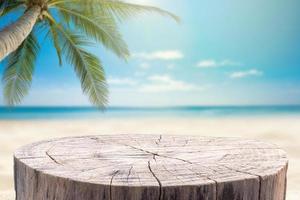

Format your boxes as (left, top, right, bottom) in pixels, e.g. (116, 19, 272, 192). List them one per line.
(14, 135, 288, 200)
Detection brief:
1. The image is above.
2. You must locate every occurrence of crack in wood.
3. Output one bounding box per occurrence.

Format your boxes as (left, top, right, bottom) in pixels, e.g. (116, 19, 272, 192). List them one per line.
(155, 135, 162, 145)
(110, 170, 120, 200)
(153, 154, 156, 161)
(45, 148, 61, 165)
(127, 166, 133, 184)
(45, 151, 61, 165)
(120, 143, 193, 164)
(182, 139, 190, 147)
(148, 160, 162, 200)
(258, 176, 262, 200)
(90, 137, 102, 142)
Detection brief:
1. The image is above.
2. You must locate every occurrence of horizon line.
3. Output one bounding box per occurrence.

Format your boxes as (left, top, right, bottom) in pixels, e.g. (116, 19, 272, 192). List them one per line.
(1, 104, 300, 109)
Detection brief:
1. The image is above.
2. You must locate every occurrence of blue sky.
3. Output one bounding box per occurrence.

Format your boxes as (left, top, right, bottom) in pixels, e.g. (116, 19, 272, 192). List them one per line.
(1, 0, 300, 106)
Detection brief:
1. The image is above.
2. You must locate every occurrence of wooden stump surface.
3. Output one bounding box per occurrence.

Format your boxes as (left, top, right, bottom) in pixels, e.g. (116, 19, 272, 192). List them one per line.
(14, 135, 288, 200)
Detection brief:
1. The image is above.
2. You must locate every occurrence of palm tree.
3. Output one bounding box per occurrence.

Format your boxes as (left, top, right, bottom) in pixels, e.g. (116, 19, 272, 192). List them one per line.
(0, 0, 179, 107)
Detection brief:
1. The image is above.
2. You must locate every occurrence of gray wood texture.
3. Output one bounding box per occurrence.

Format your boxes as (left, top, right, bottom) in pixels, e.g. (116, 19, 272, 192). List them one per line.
(14, 135, 288, 200)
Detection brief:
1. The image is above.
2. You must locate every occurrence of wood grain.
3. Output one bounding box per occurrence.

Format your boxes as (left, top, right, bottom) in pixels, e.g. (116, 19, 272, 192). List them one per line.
(14, 135, 288, 200)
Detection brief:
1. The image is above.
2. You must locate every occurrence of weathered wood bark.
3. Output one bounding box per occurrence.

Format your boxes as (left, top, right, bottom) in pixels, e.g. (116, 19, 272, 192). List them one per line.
(0, 5, 41, 61)
(14, 135, 288, 200)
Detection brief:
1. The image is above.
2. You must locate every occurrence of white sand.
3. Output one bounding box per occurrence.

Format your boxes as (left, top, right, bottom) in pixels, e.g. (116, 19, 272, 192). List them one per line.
(0, 117, 299, 199)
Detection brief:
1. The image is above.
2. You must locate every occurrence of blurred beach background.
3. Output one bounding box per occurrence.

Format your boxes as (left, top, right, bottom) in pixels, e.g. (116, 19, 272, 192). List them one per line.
(0, 106, 300, 199)
(1, 0, 300, 199)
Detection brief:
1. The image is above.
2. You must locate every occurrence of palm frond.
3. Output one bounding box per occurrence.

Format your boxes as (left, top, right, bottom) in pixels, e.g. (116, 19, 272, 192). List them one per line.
(45, 17, 108, 107)
(43, 12, 63, 66)
(48, 0, 180, 23)
(94, 0, 180, 23)
(54, 4, 129, 59)
(50, 24, 63, 65)
(2, 32, 39, 106)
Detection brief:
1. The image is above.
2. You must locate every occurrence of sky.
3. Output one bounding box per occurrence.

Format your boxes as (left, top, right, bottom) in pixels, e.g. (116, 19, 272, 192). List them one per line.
(1, 0, 300, 106)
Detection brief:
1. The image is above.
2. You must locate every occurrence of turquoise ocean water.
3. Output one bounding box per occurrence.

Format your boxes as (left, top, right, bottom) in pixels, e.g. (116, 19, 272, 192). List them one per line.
(0, 106, 300, 120)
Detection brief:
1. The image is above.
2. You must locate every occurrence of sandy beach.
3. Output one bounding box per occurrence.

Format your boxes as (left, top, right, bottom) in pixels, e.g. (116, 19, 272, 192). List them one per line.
(0, 116, 299, 199)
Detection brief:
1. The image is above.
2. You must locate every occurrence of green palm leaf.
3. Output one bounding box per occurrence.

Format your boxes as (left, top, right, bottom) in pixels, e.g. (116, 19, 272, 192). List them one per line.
(93, 0, 180, 23)
(56, 5, 129, 59)
(46, 18, 108, 107)
(48, 23, 63, 66)
(48, 0, 180, 22)
(2, 32, 39, 105)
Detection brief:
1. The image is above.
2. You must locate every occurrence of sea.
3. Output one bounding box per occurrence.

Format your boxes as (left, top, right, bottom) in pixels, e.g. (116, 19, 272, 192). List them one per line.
(0, 106, 300, 120)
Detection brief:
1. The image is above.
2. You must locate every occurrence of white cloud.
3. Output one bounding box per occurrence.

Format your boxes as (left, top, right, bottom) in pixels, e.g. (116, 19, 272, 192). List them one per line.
(138, 62, 175, 70)
(230, 69, 263, 79)
(107, 77, 137, 86)
(196, 59, 241, 68)
(133, 50, 184, 60)
(139, 75, 198, 93)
